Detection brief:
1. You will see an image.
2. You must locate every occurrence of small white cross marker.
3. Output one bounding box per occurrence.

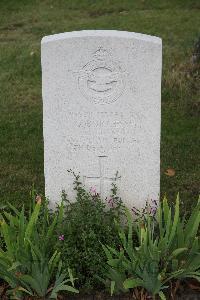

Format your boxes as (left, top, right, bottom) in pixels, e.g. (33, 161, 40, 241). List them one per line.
(83, 156, 120, 197)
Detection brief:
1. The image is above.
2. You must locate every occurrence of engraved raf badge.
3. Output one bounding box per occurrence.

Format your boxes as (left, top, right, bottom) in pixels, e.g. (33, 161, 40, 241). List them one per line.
(78, 47, 125, 104)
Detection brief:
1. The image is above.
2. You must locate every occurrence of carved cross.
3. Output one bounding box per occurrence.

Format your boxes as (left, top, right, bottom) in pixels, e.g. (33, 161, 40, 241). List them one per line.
(83, 156, 120, 197)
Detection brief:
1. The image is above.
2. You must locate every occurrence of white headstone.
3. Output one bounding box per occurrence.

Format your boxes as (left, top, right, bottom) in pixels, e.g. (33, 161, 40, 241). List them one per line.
(41, 30, 162, 209)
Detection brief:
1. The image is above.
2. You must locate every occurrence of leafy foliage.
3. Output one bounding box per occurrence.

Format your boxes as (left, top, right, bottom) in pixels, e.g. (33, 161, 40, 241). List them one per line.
(55, 171, 125, 292)
(0, 178, 199, 299)
(0, 197, 78, 299)
(103, 195, 200, 299)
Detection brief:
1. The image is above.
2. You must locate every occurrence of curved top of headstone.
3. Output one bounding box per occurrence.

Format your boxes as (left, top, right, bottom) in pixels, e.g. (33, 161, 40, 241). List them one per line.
(41, 30, 162, 45)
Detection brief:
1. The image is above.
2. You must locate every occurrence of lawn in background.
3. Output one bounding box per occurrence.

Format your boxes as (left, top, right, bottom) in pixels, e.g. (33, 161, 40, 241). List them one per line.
(0, 0, 199, 210)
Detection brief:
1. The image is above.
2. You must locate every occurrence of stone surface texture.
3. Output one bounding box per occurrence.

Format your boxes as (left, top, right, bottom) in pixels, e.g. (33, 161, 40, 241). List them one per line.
(41, 30, 162, 209)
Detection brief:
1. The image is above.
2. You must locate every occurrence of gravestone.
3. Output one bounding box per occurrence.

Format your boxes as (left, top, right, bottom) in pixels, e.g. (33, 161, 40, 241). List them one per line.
(41, 30, 162, 209)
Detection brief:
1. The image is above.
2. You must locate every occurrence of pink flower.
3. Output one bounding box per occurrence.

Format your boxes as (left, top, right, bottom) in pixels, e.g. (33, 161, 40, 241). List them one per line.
(108, 198, 114, 208)
(90, 187, 97, 195)
(131, 207, 137, 215)
(150, 206, 157, 215)
(149, 199, 158, 216)
(59, 234, 64, 241)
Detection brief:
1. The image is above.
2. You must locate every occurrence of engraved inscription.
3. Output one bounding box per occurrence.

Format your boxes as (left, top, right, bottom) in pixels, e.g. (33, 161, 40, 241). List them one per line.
(66, 136, 137, 155)
(78, 47, 125, 104)
(65, 110, 139, 155)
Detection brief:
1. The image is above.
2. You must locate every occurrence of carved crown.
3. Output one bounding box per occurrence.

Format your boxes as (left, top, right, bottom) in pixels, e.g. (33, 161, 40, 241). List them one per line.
(93, 47, 109, 61)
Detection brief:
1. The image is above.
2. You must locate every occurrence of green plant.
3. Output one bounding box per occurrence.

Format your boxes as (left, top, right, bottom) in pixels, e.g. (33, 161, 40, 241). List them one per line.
(55, 171, 125, 292)
(103, 195, 200, 299)
(0, 198, 78, 299)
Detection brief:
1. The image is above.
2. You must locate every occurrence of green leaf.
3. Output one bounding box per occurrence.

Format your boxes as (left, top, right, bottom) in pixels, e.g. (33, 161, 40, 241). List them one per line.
(123, 278, 143, 289)
(58, 285, 79, 293)
(185, 200, 200, 246)
(68, 268, 75, 287)
(163, 196, 170, 226)
(158, 291, 166, 300)
(126, 209, 133, 250)
(20, 274, 43, 296)
(57, 201, 64, 226)
(111, 280, 115, 296)
(1, 221, 13, 257)
(102, 244, 113, 260)
(45, 214, 57, 247)
(108, 258, 120, 267)
(168, 194, 180, 248)
(7, 202, 20, 216)
(18, 207, 25, 250)
(17, 286, 33, 296)
(25, 202, 41, 242)
(106, 245, 120, 257)
(8, 261, 21, 271)
(170, 248, 188, 259)
(50, 283, 79, 298)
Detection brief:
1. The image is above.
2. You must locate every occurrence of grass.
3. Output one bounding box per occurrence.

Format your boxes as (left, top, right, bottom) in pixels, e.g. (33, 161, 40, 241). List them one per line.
(0, 0, 199, 210)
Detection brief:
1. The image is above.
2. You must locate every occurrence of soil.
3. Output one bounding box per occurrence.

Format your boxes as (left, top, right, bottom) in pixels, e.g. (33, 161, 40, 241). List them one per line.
(0, 281, 200, 300)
